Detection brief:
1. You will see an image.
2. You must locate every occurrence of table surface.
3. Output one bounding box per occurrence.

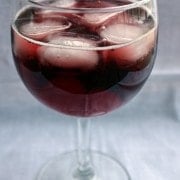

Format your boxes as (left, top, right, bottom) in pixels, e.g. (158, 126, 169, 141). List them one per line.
(0, 0, 180, 180)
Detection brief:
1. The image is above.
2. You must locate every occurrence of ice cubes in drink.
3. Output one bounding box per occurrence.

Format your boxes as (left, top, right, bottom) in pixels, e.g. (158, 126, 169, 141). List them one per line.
(101, 23, 145, 44)
(101, 16, 155, 70)
(39, 36, 99, 70)
(20, 15, 71, 40)
(82, 12, 117, 29)
(108, 28, 155, 68)
(80, 1, 116, 27)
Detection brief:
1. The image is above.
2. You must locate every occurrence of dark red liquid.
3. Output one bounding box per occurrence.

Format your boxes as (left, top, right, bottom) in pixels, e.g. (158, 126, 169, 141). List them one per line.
(11, 1, 157, 117)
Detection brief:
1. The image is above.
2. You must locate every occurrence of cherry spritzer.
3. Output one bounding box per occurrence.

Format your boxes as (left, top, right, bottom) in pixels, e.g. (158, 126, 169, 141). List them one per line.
(11, 0, 157, 117)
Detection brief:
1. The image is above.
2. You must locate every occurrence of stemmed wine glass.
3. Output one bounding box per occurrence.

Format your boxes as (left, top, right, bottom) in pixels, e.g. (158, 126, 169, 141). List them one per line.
(11, 0, 158, 179)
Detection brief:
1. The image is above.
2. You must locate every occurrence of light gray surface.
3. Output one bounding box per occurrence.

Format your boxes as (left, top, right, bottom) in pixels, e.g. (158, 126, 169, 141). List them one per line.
(0, 0, 180, 180)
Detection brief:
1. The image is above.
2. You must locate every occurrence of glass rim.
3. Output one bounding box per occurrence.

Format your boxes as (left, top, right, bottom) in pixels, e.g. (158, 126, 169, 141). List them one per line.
(28, 0, 151, 13)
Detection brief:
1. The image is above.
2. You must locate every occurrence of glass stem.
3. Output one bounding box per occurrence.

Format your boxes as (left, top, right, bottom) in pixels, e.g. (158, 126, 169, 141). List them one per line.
(74, 118, 95, 179)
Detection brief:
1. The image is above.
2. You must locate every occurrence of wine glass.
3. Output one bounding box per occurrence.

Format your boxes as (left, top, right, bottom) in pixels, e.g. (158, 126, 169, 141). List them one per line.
(11, 0, 158, 179)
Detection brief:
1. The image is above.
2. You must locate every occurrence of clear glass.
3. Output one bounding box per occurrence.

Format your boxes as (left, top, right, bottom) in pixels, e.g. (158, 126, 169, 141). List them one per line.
(10, 0, 158, 179)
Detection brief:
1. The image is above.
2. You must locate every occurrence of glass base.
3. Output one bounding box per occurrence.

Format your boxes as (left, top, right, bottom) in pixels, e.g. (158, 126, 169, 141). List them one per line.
(36, 151, 131, 180)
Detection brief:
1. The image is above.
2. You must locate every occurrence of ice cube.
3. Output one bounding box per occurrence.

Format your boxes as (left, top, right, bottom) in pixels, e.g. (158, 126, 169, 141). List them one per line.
(20, 17, 71, 40)
(39, 36, 99, 70)
(103, 28, 156, 70)
(100, 23, 145, 44)
(80, 1, 119, 29)
(83, 12, 117, 28)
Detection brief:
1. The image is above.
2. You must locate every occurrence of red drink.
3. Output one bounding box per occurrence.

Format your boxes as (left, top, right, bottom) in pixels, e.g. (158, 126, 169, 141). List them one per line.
(11, 0, 157, 117)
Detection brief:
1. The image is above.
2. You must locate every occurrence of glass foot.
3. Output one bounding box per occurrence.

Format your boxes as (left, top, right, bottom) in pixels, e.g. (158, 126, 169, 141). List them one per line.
(36, 151, 131, 180)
